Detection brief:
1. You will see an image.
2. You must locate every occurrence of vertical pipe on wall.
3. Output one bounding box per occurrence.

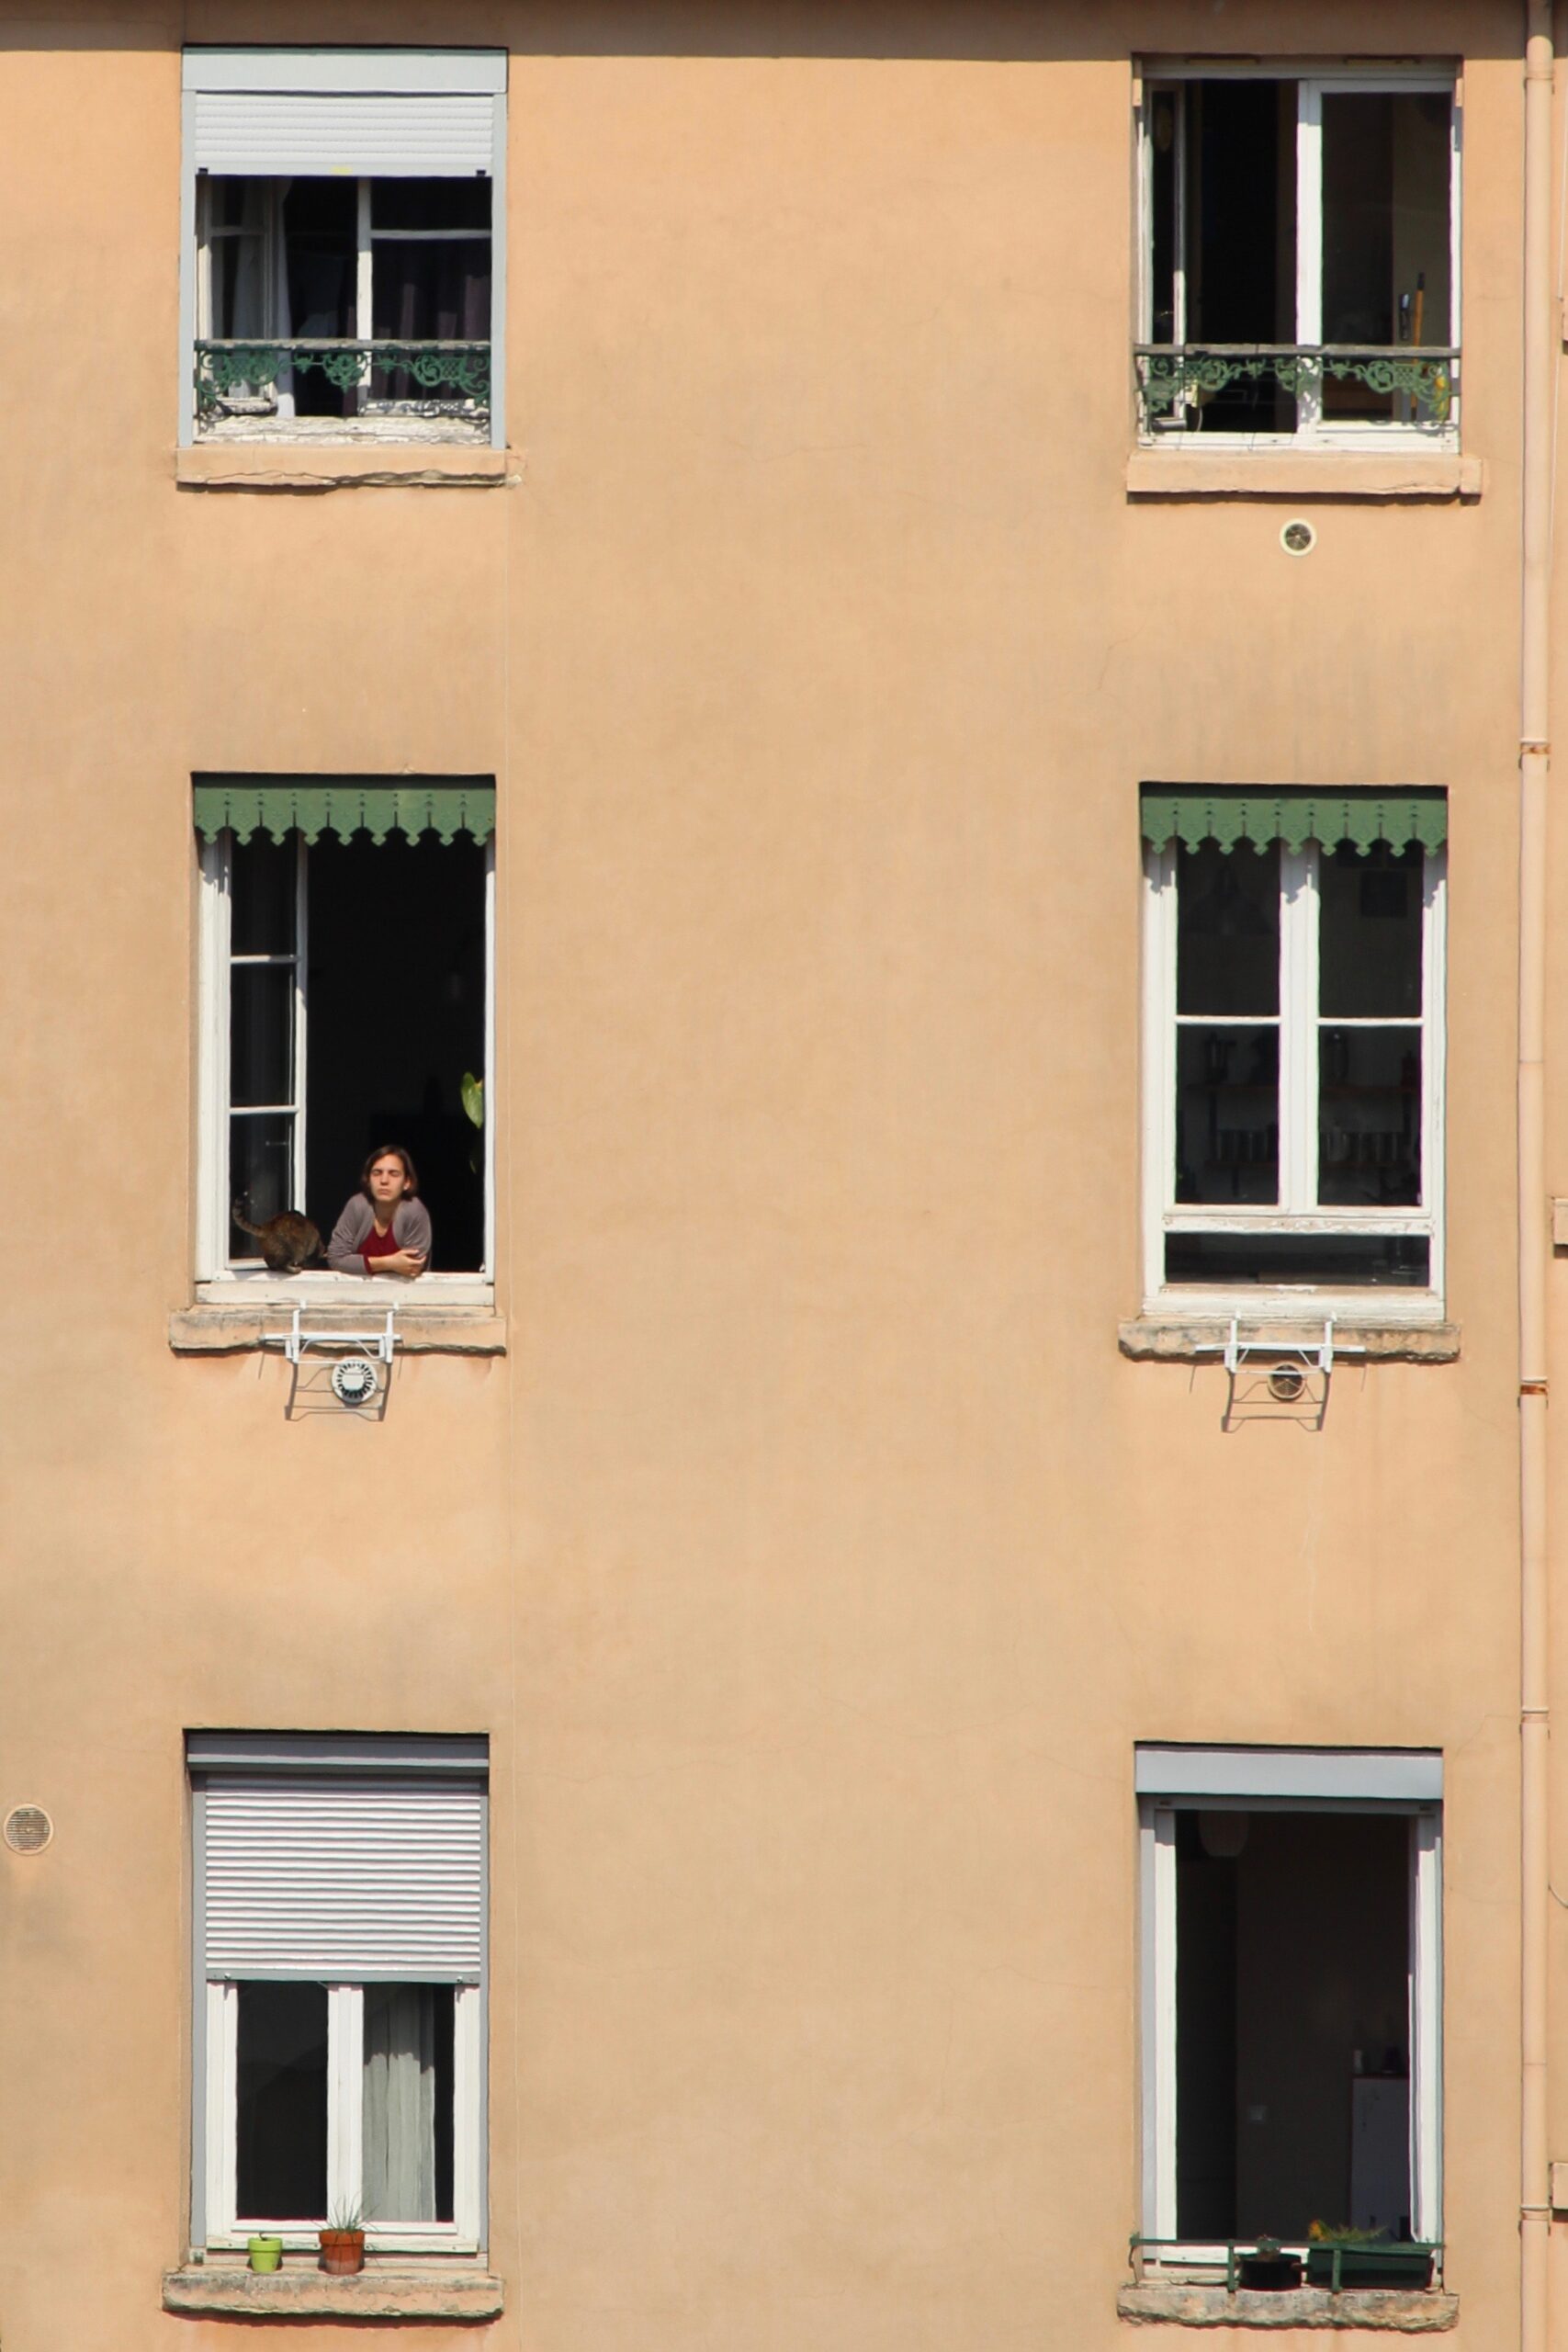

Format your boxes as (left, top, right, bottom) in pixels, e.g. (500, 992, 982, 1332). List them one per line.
(1520, 10, 1554, 2352)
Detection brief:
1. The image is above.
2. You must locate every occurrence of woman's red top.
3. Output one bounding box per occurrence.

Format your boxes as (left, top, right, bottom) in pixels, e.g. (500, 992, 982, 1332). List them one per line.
(361, 1223, 401, 1268)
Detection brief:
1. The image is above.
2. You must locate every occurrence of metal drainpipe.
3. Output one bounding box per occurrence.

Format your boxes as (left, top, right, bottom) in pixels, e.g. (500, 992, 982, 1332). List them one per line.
(1521, 8, 1554, 2351)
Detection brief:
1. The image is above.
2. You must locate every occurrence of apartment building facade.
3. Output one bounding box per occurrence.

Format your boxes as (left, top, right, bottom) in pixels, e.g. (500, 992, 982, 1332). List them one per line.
(0, 3, 1559, 2347)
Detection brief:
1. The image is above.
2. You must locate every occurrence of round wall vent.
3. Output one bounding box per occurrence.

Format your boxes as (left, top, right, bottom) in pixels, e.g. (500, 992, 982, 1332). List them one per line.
(5, 1804, 53, 1855)
(1280, 518, 1316, 557)
(331, 1358, 379, 1408)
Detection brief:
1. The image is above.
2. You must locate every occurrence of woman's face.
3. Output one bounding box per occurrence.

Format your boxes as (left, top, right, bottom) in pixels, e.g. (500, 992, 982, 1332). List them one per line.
(368, 1154, 409, 1207)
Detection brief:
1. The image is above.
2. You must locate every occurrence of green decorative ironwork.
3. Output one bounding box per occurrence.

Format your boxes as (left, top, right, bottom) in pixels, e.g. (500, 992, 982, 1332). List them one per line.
(1136, 345, 1456, 429)
(194, 779, 496, 848)
(1140, 787, 1448, 860)
(195, 339, 491, 416)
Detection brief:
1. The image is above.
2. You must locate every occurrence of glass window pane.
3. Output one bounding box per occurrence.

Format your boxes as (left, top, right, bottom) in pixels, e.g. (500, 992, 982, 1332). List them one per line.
(282, 179, 356, 416)
(1165, 1232, 1429, 1287)
(362, 1984, 455, 2223)
(230, 1112, 297, 1255)
(236, 1983, 328, 2221)
(231, 837, 298, 957)
(1177, 843, 1280, 1016)
(1176, 1024, 1279, 1204)
(373, 177, 491, 232)
(1319, 1028, 1422, 1205)
(1184, 81, 1298, 433)
(1318, 844, 1423, 1017)
(231, 965, 294, 1107)
(1323, 91, 1451, 424)
(1148, 88, 1180, 344)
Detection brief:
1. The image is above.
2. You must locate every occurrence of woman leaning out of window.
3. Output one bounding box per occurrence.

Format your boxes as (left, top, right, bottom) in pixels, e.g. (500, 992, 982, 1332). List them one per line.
(327, 1145, 432, 1278)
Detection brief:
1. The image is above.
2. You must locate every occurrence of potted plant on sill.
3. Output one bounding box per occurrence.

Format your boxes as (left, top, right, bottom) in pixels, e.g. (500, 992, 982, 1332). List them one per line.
(1237, 2236, 1303, 2291)
(246, 2234, 283, 2274)
(319, 2201, 367, 2276)
(1305, 2222, 1434, 2290)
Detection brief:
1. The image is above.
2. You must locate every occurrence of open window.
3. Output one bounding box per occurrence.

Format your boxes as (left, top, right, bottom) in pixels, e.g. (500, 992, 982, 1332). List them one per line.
(187, 1733, 488, 2256)
(1137, 68, 1458, 445)
(181, 49, 505, 445)
(195, 778, 494, 1296)
(1140, 788, 1447, 1318)
(1136, 1747, 1442, 2278)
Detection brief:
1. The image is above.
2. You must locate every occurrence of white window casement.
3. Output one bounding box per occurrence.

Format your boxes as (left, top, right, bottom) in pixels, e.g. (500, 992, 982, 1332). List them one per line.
(179, 49, 506, 447)
(188, 1734, 489, 2256)
(194, 778, 496, 1303)
(1136, 65, 1460, 447)
(1140, 789, 1447, 1321)
(1136, 1747, 1443, 2278)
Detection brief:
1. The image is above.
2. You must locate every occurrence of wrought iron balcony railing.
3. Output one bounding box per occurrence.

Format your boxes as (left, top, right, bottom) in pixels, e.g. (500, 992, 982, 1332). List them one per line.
(195, 338, 491, 423)
(1135, 344, 1458, 434)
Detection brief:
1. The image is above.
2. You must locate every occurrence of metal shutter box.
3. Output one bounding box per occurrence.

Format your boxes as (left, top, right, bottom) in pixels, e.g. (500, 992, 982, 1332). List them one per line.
(202, 1775, 485, 1982)
(190, 90, 496, 177)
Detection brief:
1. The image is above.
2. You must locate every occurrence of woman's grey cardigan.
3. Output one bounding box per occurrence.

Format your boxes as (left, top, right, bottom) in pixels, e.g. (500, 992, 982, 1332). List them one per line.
(326, 1194, 434, 1276)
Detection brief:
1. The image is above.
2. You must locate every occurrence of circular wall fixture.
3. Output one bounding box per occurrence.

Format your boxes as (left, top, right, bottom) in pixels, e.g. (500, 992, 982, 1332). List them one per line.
(331, 1358, 379, 1408)
(1280, 518, 1316, 557)
(1268, 1364, 1308, 1404)
(5, 1804, 53, 1856)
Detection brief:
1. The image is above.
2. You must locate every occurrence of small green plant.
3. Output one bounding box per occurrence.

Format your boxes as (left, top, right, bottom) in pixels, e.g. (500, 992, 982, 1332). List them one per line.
(1252, 2236, 1284, 2258)
(462, 1071, 484, 1173)
(1308, 2221, 1389, 2245)
(327, 2199, 365, 2233)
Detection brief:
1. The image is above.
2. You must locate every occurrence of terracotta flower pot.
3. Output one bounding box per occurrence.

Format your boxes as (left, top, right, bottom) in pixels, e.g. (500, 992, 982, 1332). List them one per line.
(319, 2228, 367, 2276)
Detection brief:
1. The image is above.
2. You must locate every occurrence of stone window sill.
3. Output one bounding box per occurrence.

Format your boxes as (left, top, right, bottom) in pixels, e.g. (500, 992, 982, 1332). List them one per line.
(175, 443, 517, 492)
(1119, 1317, 1460, 1364)
(162, 2264, 505, 2320)
(170, 1304, 506, 1356)
(1125, 449, 1483, 502)
(1119, 2283, 1457, 2330)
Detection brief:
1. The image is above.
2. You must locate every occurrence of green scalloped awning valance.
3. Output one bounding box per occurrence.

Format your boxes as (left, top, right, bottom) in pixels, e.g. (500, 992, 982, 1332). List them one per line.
(194, 777, 495, 847)
(1140, 787, 1447, 858)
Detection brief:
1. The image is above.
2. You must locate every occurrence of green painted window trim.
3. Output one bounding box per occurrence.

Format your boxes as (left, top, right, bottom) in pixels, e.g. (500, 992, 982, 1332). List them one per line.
(193, 777, 495, 847)
(1140, 786, 1447, 857)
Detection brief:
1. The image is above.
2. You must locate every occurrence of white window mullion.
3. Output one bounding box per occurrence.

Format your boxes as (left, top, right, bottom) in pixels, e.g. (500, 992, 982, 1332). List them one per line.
(355, 179, 374, 416)
(1409, 1811, 1443, 2242)
(1143, 845, 1178, 1306)
(206, 1981, 238, 2239)
(1145, 1805, 1177, 2241)
(292, 836, 309, 1210)
(197, 835, 234, 1282)
(1420, 850, 1446, 1295)
(483, 842, 497, 1278)
(1278, 845, 1316, 1211)
(452, 1984, 484, 2243)
(327, 1984, 365, 2222)
(1295, 84, 1324, 435)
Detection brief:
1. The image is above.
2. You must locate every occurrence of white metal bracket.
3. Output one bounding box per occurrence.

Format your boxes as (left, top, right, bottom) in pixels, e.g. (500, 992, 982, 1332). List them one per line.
(265, 1306, 400, 1367)
(1222, 1316, 1346, 1382)
(1183, 1317, 1368, 1430)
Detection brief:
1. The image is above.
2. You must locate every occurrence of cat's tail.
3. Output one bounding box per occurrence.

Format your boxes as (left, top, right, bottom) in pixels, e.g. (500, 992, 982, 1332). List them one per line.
(231, 1201, 265, 1239)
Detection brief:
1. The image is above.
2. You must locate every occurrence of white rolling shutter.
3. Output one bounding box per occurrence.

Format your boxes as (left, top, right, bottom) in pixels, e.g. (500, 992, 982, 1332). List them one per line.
(190, 92, 495, 178)
(202, 1775, 485, 1983)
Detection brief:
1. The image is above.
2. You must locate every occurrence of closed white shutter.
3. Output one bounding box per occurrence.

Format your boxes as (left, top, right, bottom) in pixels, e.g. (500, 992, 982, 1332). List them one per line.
(190, 91, 495, 177)
(202, 1775, 485, 1982)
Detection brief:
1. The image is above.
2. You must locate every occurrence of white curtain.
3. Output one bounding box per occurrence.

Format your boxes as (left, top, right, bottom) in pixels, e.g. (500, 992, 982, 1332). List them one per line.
(362, 1984, 437, 2221)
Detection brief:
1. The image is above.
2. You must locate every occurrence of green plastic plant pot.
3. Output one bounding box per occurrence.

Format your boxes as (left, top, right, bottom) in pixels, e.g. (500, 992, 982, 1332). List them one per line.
(247, 2236, 283, 2274)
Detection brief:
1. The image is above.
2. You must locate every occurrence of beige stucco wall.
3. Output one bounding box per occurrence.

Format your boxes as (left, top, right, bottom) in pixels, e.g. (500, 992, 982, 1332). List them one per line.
(0, 3, 1551, 2346)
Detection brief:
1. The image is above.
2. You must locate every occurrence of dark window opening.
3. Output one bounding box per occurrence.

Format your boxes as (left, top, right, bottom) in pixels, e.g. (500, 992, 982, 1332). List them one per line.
(1184, 82, 1296, 433)
(1165, 1233, 1430, 1287)
(1175, 1809, 1413, 2244)
(236, 1982, 329, 2221)
(226, 832, 487, 1274)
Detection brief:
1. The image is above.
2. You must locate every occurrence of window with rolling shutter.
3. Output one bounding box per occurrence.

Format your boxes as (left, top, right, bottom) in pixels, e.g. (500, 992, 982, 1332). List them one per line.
(178, 49, 507, 447)
(187, 1735, 489, 2253)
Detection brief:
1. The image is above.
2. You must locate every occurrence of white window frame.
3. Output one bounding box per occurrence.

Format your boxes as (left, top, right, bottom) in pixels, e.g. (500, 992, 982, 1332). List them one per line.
(178, 48, 507, 449)
(1137, 62, 1461, 450)
(1136, 1749, 1443, 2274)
(1140, 835, 1447, 1321)
(202, 1979, 484, 2254)
(195, 829, 496, 1304)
